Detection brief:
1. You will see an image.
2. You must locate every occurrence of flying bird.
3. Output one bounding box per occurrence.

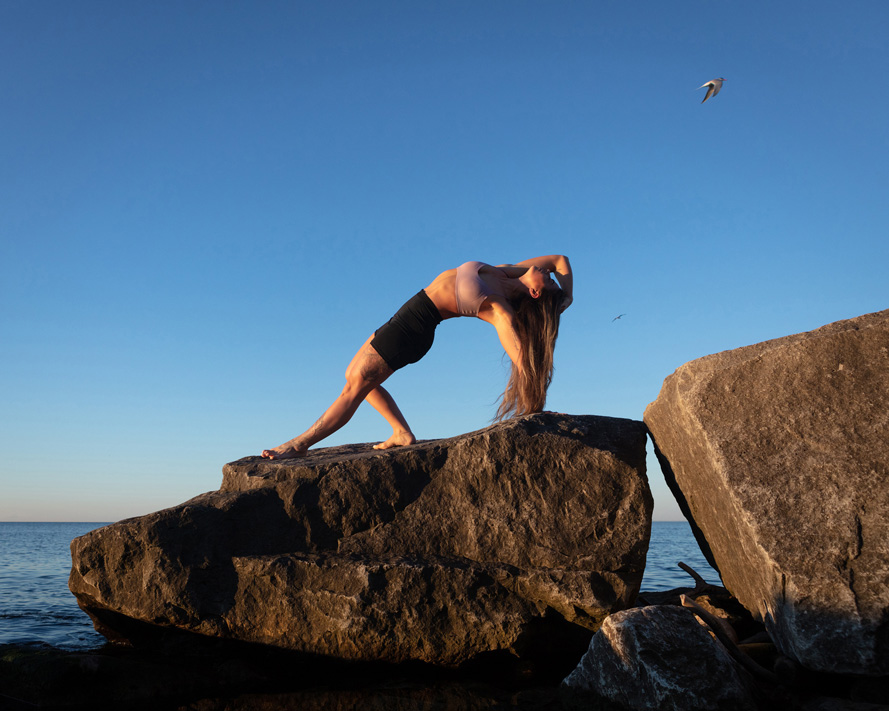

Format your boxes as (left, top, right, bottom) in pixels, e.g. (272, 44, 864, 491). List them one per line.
(612, 314, 626, 322)
(698, 77, 725, 103)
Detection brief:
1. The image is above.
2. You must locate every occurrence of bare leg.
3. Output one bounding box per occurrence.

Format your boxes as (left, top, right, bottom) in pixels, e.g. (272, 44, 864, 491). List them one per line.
(367, 386, 417, 450)
(261, 336, 393, 459)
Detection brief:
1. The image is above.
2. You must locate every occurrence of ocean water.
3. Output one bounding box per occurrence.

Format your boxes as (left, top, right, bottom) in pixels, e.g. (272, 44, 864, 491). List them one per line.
(0, 522, 110, 649)
(640, 520, 721, 591)
(0, 521, 720, 650)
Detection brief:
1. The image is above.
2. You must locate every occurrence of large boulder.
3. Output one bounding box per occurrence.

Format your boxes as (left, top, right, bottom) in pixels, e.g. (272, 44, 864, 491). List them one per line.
(561, 605, 760, 711)
(69, 413, 652, 669)
(644, 310, 889, 675)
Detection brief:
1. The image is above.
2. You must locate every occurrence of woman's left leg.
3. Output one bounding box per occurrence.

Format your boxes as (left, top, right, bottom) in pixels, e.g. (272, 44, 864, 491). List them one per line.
(261, 335, 393, 459)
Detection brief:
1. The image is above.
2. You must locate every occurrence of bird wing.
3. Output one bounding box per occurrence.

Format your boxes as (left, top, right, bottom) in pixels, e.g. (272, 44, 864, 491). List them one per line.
(698, 78, 723, 103)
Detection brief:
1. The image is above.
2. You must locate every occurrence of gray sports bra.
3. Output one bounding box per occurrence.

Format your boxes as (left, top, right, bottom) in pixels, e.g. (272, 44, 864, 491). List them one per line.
(455, 261, 507, 317)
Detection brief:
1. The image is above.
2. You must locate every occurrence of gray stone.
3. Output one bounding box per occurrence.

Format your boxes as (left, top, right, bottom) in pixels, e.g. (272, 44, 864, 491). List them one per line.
(561, 605, 759, 711)
(644, 309, 889, 675)
(70, 413, 652, 668)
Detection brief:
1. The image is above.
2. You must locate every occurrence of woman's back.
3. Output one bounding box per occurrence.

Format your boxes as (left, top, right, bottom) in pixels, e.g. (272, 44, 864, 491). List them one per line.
(423, 268, 459, 318)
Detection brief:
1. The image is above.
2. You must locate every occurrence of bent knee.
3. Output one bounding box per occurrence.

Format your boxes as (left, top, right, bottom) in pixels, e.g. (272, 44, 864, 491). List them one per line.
(343, 364, 368, 389)
(341, 370, 380, 399)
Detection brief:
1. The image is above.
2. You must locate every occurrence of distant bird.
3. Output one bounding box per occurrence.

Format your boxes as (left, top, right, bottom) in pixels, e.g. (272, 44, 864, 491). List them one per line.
(612, 314, 626, 322)
(698, 77, 725, 103)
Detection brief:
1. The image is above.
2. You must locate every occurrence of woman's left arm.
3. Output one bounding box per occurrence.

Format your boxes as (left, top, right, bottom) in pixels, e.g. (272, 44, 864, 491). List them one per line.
(478, 300, 524, 374)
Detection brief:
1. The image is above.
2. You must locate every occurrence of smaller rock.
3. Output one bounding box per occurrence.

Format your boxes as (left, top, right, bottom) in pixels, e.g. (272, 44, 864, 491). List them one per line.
(637, 581, 763, 643)
(561, 605, 759, 711)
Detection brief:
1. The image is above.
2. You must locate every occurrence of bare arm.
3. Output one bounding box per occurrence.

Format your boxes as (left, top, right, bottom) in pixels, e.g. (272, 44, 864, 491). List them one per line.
(478, 299, 523, 374)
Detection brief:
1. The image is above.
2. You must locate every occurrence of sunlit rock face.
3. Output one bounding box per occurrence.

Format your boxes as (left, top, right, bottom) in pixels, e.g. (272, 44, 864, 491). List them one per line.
(69, 413, 652, 669)
(644, 310, 889, 675)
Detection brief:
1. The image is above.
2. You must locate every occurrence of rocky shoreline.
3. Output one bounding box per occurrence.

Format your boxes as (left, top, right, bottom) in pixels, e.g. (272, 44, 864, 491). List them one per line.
(3, 309, 887, 710)
(4, 569, 887, 709)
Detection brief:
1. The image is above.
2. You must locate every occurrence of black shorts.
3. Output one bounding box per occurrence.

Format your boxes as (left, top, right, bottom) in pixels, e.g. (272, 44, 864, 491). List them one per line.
(371, 290, 443, 371)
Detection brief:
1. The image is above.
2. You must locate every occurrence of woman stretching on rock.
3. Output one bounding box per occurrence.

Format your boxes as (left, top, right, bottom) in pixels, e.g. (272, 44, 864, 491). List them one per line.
(261, 255, 573, 459)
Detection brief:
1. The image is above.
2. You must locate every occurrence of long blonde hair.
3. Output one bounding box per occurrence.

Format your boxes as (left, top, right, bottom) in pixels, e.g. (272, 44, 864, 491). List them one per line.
(495, 288, 563, 421)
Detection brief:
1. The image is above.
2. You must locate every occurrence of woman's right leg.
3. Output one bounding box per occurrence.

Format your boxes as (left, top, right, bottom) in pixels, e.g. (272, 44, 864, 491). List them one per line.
(261, 336, 393, 459)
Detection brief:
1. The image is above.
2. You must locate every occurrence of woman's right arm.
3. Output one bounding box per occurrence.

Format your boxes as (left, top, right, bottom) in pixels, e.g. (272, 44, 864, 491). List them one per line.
(510, 254, 570, 273)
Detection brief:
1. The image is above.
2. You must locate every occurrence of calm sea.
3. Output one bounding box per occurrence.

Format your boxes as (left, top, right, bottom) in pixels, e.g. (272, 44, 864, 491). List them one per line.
(0, 521, 720, 650)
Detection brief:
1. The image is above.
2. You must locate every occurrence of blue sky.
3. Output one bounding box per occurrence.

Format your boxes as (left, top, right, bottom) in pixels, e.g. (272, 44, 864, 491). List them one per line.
(2, 1, 886, 521)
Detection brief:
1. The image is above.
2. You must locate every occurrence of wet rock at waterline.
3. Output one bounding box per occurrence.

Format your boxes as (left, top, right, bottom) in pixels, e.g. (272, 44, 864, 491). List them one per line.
(644, 309, 889, 675)
(69, 413, 652, 670)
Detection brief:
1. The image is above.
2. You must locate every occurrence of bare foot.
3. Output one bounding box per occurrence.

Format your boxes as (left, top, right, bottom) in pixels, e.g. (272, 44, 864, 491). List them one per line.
(261, 440, 308, 460)
(373, 431, 416, 450)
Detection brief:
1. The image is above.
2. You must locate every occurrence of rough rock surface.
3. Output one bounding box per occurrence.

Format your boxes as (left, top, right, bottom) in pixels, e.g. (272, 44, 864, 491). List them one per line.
(561, 605, 759, 711)
(69, 413, 652, 669)
(644, 309, 889, 675)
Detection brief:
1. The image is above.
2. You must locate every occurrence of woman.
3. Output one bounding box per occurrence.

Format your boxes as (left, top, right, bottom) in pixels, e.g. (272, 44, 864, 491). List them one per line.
(261, 255, 573, 459)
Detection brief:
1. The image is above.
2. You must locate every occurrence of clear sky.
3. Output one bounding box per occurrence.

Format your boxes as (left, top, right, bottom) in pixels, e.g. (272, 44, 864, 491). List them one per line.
(2, 1, 886, 522)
